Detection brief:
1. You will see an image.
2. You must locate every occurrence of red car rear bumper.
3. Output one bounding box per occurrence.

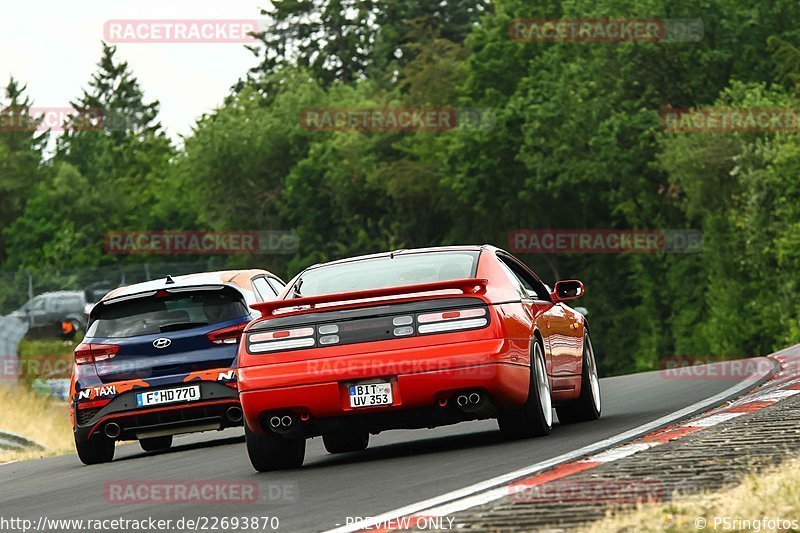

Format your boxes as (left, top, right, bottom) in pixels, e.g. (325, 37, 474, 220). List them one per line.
(238, 337, 531, 434)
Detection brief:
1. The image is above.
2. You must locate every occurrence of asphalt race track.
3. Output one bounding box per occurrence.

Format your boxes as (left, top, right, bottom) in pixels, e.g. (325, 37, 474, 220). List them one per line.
(0, 368, 755, 532)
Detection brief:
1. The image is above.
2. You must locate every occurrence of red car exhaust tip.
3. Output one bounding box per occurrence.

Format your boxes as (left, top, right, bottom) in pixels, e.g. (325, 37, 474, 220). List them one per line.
(268, 414, 296, 431)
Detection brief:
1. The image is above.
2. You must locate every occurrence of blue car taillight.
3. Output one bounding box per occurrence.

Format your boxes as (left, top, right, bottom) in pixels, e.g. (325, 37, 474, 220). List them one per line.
(74, 343, 119, 365)
(206, 322, 248, 345)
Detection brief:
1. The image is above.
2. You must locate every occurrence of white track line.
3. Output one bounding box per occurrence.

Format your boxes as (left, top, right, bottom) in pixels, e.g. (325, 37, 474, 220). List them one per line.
(753, 389, 800, 401)
(583, 442, 659, 463)
(325, 367, 772, 533)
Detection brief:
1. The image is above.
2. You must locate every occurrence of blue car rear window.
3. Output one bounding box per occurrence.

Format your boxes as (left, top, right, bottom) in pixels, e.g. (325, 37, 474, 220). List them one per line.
(87, 287, 248, 338)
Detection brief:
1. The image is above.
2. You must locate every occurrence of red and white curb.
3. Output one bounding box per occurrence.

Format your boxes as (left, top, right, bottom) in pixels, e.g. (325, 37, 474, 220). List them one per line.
(326, 352, 800, 533)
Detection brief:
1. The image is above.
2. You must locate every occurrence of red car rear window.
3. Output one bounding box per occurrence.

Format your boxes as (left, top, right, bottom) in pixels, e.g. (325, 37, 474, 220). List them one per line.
(293, 251, 479, 297)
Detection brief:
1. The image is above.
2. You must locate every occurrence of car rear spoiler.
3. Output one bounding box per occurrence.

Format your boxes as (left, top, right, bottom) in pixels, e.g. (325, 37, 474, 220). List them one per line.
(250, 278, 489, 318)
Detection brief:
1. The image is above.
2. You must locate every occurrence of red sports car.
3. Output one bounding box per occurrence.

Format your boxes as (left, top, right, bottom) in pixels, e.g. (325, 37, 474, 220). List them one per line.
(238, 245, 600, 471)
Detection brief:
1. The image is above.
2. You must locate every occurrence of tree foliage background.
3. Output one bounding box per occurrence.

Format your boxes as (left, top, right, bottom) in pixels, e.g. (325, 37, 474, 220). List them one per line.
(2, 0, 800, 374)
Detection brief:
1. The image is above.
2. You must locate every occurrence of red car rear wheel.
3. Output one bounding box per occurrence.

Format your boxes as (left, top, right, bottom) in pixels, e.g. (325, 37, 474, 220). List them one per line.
(556, 333, 601, 423)
(245, 423, 306, 472)
(497, 339, 552, 439)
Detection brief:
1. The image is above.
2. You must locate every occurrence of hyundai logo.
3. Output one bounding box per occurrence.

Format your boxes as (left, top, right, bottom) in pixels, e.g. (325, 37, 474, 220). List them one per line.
(153, 338, 172, 349)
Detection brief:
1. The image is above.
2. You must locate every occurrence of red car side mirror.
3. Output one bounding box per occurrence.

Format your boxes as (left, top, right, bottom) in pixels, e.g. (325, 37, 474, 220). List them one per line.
(552, 280, 585, 302)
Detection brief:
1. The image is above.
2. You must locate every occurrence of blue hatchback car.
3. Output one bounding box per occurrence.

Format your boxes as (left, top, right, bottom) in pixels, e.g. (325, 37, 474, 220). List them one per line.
(70, 270, 286, 464)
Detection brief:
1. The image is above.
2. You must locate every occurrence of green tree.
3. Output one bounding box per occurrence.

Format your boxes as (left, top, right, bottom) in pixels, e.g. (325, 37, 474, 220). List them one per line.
(660, 82, 800, 357)
(0, 77, 48, 263)
(7, 44, 173, 271)
(58, 42, 173, 231)
(246, 0, 489, 90)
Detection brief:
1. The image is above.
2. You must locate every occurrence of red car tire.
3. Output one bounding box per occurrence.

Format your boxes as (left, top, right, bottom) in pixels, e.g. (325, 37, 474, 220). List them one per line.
(556, 334, 601, 423)
(497, 339, 553, 439)
(245, 423, 306, 472)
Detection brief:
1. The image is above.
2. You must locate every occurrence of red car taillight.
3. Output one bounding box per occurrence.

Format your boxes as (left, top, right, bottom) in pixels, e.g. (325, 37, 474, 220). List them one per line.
(207, 322, 248, 345)
(244, 303, 491, 356)
(74, 343, 119, 365)
(248, 327, 315, 353)
(417, 307, 488, 334)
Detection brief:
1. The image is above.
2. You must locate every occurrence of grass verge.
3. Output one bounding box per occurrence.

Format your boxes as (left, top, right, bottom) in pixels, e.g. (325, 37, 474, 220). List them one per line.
(582, 456, 800, 532)
(16, 338, 79, 387)
(0, 384, 73, 463)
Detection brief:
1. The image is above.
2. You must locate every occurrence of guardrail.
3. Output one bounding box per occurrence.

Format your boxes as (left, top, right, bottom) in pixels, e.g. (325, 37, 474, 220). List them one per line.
(0, 315, 27, 384)
(0, 429, 44, 451)
(0, 316, 45, 451)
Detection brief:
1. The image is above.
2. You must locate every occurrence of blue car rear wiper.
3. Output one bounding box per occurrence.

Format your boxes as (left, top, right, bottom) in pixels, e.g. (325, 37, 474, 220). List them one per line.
(159, 321, 208, 333)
